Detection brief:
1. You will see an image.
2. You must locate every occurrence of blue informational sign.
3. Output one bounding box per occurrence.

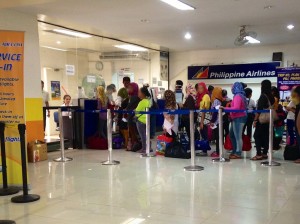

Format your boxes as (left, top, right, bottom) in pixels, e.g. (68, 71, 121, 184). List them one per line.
(277, 67, 300, 99)
(188, 62, 280, 80)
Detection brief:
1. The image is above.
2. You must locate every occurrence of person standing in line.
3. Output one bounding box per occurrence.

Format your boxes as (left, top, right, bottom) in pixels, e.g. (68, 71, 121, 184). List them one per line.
(210, 87, 224, 158)
(180, 83, 197, 139)
(41, 81, 50, 132)
(163, 90, 179, 140)
(251, 80, 275, 161)
(96, 86, 108, 139)
(126, 82, 141, 150)
(243, 88, 256, 138)
(61, 94, 74, 148)
(293, 86, 300, 163)
(116, 88, 129, 149)
(222, 89, 231, 138)
(135, 87, 151, 154)
(286, 88, 297, 146)
(196, 82, 211, 156)
(123, 76, 131, 89)
(208, 85, 214, 98)
(223, 82, 247, 159)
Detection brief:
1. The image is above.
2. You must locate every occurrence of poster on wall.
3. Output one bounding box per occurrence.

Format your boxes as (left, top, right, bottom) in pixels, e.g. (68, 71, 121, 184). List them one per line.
(160, 52, 169, 81)
(65, 64, 75, 76)
(51, 81, 61, 100)
(277, 67, 300, 99)
(0, 30, 25, 185)
(188, 62, 280, 80)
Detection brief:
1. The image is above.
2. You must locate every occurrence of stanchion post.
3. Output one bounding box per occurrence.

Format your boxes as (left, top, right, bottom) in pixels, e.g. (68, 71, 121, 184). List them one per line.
(141, 107, 156, 157)
(184, 110, 204, 171)
(53, 108, 73, 162)
(261, 109, 281, 166)
(11, 124, 40, 203)
(102, 109, 120, 165)
(0, 122, 19, 196)
(212, 107, 230, 162)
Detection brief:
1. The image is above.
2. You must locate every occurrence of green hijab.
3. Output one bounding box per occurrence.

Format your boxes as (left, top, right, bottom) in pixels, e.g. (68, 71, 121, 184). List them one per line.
(117, 87, 128, 100)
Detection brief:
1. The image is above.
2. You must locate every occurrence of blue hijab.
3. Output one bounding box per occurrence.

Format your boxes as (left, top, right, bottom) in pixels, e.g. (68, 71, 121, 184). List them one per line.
(232, 82, 247, 107)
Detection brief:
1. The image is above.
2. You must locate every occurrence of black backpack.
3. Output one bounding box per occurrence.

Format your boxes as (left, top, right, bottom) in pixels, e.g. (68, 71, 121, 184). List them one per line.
(284, 145, 299, 160)
(165, 141, 191, 159)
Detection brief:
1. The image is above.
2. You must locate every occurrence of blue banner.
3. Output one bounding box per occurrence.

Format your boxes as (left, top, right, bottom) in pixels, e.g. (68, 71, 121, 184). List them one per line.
(188, 62, 280, 80)
(277, 67, 300, 98)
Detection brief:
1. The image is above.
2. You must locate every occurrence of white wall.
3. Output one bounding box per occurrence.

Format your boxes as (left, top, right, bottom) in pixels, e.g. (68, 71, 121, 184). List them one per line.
(0, 9, 41, 99)
(170, 43, 300, 101)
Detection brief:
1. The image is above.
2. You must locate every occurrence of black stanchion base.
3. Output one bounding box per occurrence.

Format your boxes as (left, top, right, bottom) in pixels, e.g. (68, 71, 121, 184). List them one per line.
(0, 220, 16, 224)
(261, 161, 281, 167)
(11, 194, 40, 203)
(0, 187, 20, 196)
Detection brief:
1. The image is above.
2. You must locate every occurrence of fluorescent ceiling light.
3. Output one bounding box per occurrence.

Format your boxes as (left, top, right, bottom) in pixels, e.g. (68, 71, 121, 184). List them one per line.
(53, 29, 92, 38)
(160, 0, 195, 10)
(287, 24, 295, 30)
(184, 32, 192, 39)
(114, 44, 148, 51)
(245, 36, 260, 44)
(41, 46, 68, 51)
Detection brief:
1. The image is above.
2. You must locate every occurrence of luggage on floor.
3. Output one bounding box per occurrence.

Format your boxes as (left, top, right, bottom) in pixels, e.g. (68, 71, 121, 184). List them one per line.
(112, 136, 124, 149)
(131, 142, 142, 152)
(87, 135, 108, 150)
(224, 134, 252, 151)
(156, 134, 173, 155)
(178, 130, 190, 154)
(284, 145, 299, 160)
(165, 141, 191, 159)
(195, 139, 211, 152)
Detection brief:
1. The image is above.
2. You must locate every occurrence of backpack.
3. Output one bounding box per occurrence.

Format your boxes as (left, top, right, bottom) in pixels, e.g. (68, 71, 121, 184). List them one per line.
(165, 141, 191, 159)
(284, 145, 299, 160)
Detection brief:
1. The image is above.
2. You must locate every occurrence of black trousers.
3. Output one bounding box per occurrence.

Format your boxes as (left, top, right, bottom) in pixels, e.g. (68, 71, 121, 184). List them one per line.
(254, 123, 269, 156)
(213, 125, 220, 154)
(243, 114, 254, 138)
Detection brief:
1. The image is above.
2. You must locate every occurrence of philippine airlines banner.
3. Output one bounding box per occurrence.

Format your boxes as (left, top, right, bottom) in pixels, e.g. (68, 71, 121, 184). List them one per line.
(277, 67, 300, 98)
(0, 31, 25, 185)
(188, 62, 280, 80)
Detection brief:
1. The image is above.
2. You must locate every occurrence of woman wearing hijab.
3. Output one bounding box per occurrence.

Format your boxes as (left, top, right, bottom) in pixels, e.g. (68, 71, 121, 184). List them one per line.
(126, 82, 141, 150)
(210, 87, 224, 157)
(196, 82, 211, 156)
(251, 80, 275, 160)
(180, 83, 197, 139)
(223, 82, 247, 159)
(96, 86, 108, 139)
(163, 90, 179, 140)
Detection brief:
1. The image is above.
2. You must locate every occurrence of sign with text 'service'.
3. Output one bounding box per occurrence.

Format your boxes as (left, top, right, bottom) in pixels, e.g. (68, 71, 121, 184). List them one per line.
(188, 62, 280, 80)
(0, 30, 25, 185)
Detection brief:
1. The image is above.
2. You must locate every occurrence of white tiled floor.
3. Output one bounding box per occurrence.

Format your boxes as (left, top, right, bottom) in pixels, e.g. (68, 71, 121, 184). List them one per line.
(1, 147, 300, 224)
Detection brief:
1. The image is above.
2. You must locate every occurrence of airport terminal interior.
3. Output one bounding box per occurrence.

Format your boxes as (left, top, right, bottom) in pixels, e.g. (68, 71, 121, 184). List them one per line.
(1, 0, 300, 224)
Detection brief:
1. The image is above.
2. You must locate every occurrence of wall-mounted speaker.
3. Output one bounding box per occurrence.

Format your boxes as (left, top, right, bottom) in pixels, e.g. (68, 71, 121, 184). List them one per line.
(272, 52, 283, 62)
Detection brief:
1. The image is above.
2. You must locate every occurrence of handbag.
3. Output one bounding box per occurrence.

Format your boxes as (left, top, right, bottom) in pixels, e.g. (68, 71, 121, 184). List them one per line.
(224, 134, 251, 151)
(165, 141, 191, 159)
(156, 134, 173, 155)
(259, 94, 279, 124)
(87, 134, 108, 150)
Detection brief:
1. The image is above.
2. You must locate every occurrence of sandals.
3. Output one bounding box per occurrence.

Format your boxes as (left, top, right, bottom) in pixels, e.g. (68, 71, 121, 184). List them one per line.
(229, 154, 241, 159)
(262, 154, 268, 159)
(250, 155, 263, 161)
(294, 159, 300, 164)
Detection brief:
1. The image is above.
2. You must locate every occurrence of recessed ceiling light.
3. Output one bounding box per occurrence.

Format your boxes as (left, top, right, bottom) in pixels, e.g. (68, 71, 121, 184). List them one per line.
(114, 44, 148, 51)
(56, 41, 61, 44)
(53, 29, 92, 38)
(287, 24, 295, 30)
(264, 5, 273, 10)
(184, 32, 192, 39)
(160, 0, 195, 10)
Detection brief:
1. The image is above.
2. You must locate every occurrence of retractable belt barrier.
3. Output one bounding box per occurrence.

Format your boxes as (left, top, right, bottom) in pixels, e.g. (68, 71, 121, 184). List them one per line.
(56, 107, 279, 168)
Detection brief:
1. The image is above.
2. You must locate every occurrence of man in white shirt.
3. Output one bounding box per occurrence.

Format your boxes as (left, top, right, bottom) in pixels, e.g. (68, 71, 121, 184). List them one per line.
(41, 81, 50, 131)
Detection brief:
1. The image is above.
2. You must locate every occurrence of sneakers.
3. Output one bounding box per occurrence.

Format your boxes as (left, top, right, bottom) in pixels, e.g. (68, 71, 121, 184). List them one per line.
(210, 151, 219, 158)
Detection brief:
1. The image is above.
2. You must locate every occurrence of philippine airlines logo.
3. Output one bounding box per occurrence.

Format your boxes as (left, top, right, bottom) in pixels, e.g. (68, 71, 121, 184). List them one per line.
(192, 67, 209, 79)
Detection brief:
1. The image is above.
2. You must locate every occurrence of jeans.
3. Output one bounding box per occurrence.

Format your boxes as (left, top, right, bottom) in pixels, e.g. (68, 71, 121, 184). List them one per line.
(287, 119, 295, 145)
(230, 116, 247, 156)
(136, 120, 146, 152)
